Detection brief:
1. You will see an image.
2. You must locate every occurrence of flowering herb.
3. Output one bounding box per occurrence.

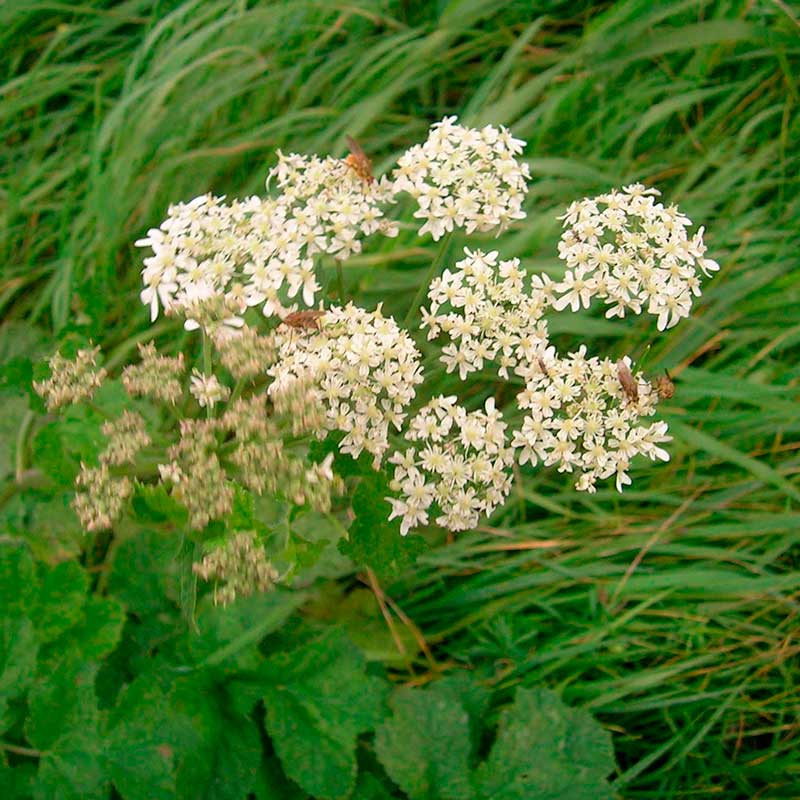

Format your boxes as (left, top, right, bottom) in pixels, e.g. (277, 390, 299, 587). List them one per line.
(34, 117, 720, 600)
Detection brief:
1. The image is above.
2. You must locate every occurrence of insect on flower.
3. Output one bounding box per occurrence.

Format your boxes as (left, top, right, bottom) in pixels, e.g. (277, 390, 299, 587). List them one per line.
(654, 370, 675, 400)
(343, 136, 374, 184)
(278, 310, 326, 332)
(617, 360, 639, 404)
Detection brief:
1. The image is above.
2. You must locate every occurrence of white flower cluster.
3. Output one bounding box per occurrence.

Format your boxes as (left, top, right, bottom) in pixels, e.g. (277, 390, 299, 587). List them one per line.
(512, 348, 671, 493)
(268, 150, 398, 260)
(554, 184, 720, 330)
(136, 155, 397, 329)
(135, 193, 307, 327)
(268, 303, 424, 467)
(422, 247, 551, 379)
(393, 116, 530, 240)
(388, 397, 514, 535)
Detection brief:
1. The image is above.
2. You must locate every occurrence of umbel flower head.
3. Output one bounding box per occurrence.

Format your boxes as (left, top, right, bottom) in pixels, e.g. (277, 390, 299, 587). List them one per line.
(193, 531, 280, 606)
(512, 347, 671, 493)
(423, 247, 551, 380)
(553, 184, 720, 330)
(34, 346, 106, 411)
(267, 149, 398, 261)
(388, 396, 514, 535)
(269, 303, 424, 467)
(393, 116, 530, 240)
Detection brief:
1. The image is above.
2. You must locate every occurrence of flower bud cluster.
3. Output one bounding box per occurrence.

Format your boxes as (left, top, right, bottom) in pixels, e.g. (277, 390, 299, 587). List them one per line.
(393, 116, 529, 240)
(269, 303, 424, 467)
(268, 150, 398, 260)
(512, 348, 672, 493)
(554, 184, 720, 330)
(388, 397, 514, 534)
(193, 531, 280, 606)
(34, 346, 106, 411)
(73, 463, 133, 532)
(122, 342, 185, 404)
(100, 411, 151, 466)
(222, 396, 342, 510)
(215, 325, 278, 380)
(163, 419, 234, 529)
(422, 247, 551, 379)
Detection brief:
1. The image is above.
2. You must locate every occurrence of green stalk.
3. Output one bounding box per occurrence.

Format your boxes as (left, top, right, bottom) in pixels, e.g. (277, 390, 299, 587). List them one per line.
(202, 330, 212, 420)
(336, 260, 346, 305)
(402, 231, 453, 328)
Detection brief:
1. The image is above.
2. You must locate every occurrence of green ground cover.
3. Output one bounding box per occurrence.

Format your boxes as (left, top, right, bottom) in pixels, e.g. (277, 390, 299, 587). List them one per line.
(1, 1, 799, 797)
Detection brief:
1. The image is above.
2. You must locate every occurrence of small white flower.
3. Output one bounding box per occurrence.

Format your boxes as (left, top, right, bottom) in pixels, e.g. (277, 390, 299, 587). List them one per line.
(189, 369, 230, 408)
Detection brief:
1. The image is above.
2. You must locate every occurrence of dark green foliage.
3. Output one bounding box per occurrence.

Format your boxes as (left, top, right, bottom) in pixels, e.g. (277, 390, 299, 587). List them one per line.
(0, 540, 616, 799)
(340, 472, 427, 581)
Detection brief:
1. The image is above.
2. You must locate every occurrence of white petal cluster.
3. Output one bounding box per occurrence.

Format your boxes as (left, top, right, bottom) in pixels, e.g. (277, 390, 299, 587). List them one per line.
(136, 155, 397, 328)
(268, 150, 398, 261)
(135, 193, 313, 326)
(393, 116, 530, 240)
(422, 247, 551, 380)
(388, 397, 514, 535)
(512, 348, 671, 493)
(554, 184, 720, 330)
(268, 303, 424, 467)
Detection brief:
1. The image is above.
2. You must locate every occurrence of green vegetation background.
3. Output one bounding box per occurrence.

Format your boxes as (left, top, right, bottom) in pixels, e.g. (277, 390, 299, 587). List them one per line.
(1, 0, 799, 798)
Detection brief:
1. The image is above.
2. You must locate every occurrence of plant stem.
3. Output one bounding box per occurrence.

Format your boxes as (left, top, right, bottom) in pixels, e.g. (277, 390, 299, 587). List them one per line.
(336, 260, 346, 304)
(202, 330, 212, 420)
(403, 231, 453, 328)
(0, 740, 42, 758)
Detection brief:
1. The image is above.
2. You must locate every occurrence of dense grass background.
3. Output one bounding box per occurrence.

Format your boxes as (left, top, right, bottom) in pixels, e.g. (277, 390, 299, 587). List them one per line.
(2, 0, 799, 797)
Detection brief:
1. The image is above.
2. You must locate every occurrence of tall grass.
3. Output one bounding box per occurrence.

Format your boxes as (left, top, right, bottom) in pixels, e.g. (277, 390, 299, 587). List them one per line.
(2, 0, 799, 796)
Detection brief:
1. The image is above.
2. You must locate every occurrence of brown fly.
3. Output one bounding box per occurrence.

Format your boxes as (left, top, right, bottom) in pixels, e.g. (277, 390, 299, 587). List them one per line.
(278, 310, 326, 332)
(654, 370, 675, 400)
(617, 360, 639, 403)
(343, 136, 374, 184)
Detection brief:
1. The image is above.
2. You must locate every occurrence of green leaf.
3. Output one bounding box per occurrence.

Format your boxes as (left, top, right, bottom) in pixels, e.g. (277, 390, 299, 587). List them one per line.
(201, 711, 261, 800)
(33, 560, 88, 642)
(375, 682, 473, 800)
(260, 627, 388, 800)
(352, 770, 399, 800)
(131, 484, 188, 527)
(6, 490, 84, 563)
(33, 730, 108, 800)
(52, 596, 126, 665)
(474, 688, 616, 800)
(339, 474, 427, 581)
(0, 542, 37, 615)
(186, 590, 304, 671)
(26, 662, 100, 751)
(0, 618, 37, 734)
(106, 676, 179, 800)
(252, 755, 306, 800)
(107, 672, 262, 800)
(0, 393, 27, 482)
(27, 662, 108, 800)
(109, 529, 183, 616)
(0, 761, 36, 799)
